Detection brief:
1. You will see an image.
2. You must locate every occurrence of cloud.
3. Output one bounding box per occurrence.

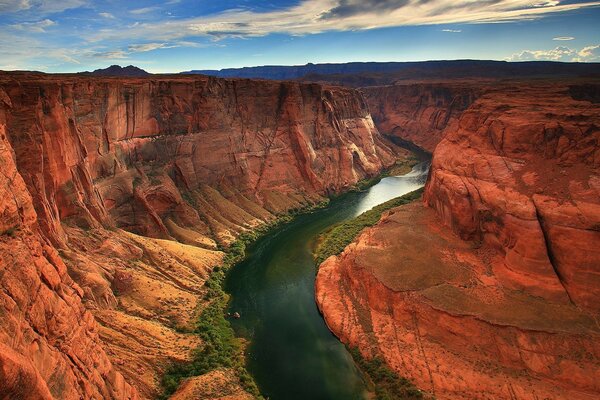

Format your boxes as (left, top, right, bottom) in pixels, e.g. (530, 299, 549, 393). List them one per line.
(0, 0, 31, 13)
(10, 18, 55, 32)
(127, 42, 175, 52)
(86, 0, 600, 42)
(553, 36, 574, 40)
(507, 44, 600, 62)
(99, 12, 115, 19)
(92, 50, 128, 59)
(0, 0, 86, 14)
(442, 29, 462, 33)
(574, 44, 600, 61)
(319, 0, 411, 19)
(130, 7, 159, 15)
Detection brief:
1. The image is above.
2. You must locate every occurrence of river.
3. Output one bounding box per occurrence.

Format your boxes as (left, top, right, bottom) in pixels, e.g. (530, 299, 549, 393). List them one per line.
(225, 161, 430, 400)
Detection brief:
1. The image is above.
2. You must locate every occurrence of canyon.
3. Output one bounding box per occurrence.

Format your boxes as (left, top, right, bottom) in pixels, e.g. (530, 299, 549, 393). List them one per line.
(0, 71, 399, 399)
(316, 79, 600, 399)
(0, 66, 599, 400)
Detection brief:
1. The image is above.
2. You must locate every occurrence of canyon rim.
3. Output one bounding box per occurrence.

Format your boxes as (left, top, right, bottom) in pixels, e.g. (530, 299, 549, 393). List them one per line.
(1, 1, 600, 400)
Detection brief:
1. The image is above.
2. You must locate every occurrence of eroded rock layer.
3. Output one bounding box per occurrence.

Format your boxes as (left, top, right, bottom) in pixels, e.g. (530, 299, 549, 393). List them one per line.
(363, 82, 480, 152)
(317, 80, 600, 399)
(0, 72, 399, 399)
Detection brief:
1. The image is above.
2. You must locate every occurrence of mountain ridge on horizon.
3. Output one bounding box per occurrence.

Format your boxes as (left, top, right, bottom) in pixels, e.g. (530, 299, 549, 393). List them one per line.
(181, 59, 600, 81)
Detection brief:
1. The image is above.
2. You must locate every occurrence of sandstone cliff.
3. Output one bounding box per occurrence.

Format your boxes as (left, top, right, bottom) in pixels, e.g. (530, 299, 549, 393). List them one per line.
(0, 72, 398, 399)
(362, 82, 480, 152)
(316, 80, 600, 399)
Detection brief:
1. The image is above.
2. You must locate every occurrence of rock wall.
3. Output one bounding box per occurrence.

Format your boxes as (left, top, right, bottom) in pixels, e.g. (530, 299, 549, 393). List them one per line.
(0, 103, 138, 400)
(423, 82, 600, 311)
(316, 79, 600, 399)
(0, 72, 399, 399)
(363, 82, 480, 152)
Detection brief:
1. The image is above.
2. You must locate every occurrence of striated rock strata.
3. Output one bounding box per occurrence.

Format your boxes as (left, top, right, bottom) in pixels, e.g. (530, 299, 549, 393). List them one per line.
(0, 71, 399, 399)
(363, 82, 480, 152)
(317, 80, 600, 399)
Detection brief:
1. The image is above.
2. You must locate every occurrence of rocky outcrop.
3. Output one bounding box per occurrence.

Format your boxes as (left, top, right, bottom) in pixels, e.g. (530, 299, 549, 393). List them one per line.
(0, 109, 138, 400)
(424, 81, 600, 311)
(1, 72, 397, 246)
(363, 83, 480, 152)
(316, 80, 600, 399)
(317, 202, 600, 400)
(0, 72, 399, 399)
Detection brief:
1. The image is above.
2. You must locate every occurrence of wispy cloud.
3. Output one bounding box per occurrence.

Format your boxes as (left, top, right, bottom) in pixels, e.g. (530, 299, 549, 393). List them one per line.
(442, 29, 462, 33)
(130, 6, 159, 15)
(553, 36, 574, 41)
(10, 19, 55, 32)
(507, 43, 600, 62)
(0, 0, 87, 14)
(99, 12, 115, 19)
(127, 42, 177, 52)
(86, 0, 600, 43)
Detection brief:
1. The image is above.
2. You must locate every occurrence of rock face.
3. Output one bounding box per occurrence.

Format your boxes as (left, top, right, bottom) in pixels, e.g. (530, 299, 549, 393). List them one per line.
(316, 80, 600, 399)
(0, 72, 398, 399)
(0, 104, 138, 400)
(424, 82, 600, 312)
(363, 82, 480, 152)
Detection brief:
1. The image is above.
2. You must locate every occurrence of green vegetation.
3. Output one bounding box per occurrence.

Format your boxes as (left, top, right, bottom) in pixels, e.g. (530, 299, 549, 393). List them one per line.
(349, 348, 424, 400)
(0, 226, 17, 238)
(159, 201, 329, 399)
(315, 188, 423, 265)
(351, 157, 419, 193)
(132, 176, 142, 189)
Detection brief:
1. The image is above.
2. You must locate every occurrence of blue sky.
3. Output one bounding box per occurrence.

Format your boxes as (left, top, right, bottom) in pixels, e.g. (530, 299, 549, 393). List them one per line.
(0, 0, 599, 72)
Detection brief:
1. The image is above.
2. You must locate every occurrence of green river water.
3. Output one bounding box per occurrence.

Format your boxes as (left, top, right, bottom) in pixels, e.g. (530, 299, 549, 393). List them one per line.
(225, 162, 429, 400)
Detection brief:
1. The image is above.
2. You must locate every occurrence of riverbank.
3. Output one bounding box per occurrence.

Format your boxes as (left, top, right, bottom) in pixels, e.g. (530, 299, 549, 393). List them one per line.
(314, 188, 423, 265)
(160, 154, 426, 399)
(314, 189, 426, 400)
(159, 200, 329, 399)
(224, 161, 429, 399)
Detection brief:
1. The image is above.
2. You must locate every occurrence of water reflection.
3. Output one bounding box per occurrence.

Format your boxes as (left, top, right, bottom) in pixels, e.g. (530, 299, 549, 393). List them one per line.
(225, 161, 430, 400)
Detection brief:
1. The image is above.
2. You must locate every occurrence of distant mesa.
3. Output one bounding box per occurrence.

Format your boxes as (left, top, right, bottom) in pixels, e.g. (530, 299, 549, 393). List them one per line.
(182, 60, 600, 82)
(85, 64, 150, 77)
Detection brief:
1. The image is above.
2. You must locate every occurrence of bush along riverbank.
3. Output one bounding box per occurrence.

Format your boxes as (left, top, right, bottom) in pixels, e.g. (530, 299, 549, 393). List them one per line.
(314, 188, 424, 265)
(349, 348, 425, 400)
(352, 156, 420, 192)
(314, 188, 428, 400)
(159, 200, 329, 399)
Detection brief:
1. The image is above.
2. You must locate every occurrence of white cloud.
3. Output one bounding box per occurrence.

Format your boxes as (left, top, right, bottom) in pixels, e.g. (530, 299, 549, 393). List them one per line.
(507, 44, 600, 62)
(127, 42, 176, 52)
(11, 18, 55, 32)
(84, 0, 600, 43)
(0, 0, 86, 14)
(99, 12, 115, 19)
(553, 36, 574, 41)
(130, 6, 159, 15)
(0, 0, 31, 13)
(574, 45, 600, 62)
(92, 50, 129, 59)
(442, 29, 462, 33)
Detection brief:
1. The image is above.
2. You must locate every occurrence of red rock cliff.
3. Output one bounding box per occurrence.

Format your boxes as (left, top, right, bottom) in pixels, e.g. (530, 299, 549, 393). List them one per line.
(316, 80, 600, 399)
(0, 72, 399, 399)
(424, 82, 600, 311)
(363, 82, 480, 152)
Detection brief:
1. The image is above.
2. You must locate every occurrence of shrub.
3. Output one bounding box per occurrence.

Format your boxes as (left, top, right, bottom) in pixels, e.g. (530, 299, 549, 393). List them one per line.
(315, 188, 423, 265)
(349, 348, 424, 400)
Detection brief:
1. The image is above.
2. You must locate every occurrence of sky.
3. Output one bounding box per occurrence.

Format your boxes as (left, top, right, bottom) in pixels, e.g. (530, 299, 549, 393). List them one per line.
(0, 0, 599, 73)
